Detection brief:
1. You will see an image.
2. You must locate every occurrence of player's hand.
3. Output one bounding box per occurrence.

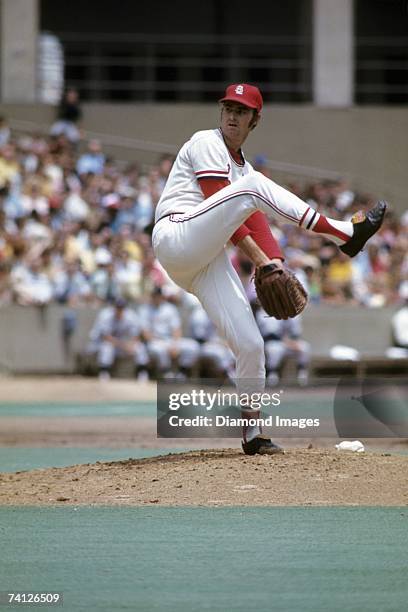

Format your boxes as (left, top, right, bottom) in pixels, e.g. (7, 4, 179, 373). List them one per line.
(268, 258, 283, 268)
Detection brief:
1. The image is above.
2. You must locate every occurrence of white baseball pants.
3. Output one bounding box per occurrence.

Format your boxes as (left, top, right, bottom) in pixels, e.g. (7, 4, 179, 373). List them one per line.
(265, 339, 311, 372)
(147, 337, 200, 373)
(97, 341, 149, 369)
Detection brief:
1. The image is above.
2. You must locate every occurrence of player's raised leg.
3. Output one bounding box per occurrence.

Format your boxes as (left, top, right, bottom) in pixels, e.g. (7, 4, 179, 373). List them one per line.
(154, 172, 386, 280)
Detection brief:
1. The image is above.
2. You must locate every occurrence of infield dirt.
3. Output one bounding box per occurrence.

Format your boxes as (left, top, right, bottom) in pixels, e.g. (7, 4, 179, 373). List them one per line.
(1, 448, 407, 506)
(1, 377, 407, 507)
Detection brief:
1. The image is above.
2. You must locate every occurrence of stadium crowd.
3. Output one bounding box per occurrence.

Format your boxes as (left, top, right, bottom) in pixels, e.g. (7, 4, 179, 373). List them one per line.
(0, 114, 407, 379)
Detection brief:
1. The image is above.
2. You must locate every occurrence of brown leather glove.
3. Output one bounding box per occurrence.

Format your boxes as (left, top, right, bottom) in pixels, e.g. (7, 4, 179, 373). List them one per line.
(254, 263, 308, 320)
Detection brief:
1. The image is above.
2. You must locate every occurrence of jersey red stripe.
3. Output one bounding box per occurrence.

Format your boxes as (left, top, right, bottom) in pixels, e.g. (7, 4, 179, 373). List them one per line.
(195, 168, 229, 176)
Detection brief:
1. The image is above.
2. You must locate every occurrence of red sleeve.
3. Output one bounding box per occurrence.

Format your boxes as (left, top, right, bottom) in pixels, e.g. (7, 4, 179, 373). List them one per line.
(230, 224, 251, 244)
(198, 177, 230, 199)
(242, 211, 283, 260)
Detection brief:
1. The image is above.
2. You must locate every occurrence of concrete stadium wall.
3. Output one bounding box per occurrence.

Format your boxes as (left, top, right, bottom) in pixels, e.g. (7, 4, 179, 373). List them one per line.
(1, 102, 407, 214)
(0, 305, 97, 374)
(0, 304, 397, 374)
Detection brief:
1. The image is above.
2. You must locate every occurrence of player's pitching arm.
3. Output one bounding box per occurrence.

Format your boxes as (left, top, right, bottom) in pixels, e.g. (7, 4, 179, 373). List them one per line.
(234, 234, 282, 268)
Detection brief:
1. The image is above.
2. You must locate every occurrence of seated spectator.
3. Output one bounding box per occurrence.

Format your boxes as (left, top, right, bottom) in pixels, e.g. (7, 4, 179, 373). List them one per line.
(89, 248, 120, 303)
(114, 249, 143, 301)
(157, 154, 175, 189)
(304, 265, 321, 304)
(0, 143, 21, 190)
(0, 210, 14, 262)
(20, 181, 50, 217)
(20, 212, 53, 253)
(63, 189, 90, 222)
(140, 286, 200, 379)
(76, 139, 105, 176)
(326, 252, 354, 299)
(10, 256, 53, 306)
(255, 309, 310, 386)
(53, 259, 92, 305)
(87, 297, 149, 380)
(333, 178, 355, 213)
(0, 262, 12, 305)
(134, 176, 155, 230)
(320, 276, 349, 304)
(140, 248, 168, 294)
(110, 190, 138, 233)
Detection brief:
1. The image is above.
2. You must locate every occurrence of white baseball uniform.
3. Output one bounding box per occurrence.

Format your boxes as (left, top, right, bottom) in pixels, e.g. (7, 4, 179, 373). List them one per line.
(256, 309, 310, 380)
(139, 300, 199, 374)
(189, 302, 235, 377)
(88, 305, 149, 369)
(152, 128, 316, 380)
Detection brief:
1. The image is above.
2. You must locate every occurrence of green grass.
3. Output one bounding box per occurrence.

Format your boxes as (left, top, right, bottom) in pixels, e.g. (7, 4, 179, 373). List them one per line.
(0, 506, 407, 611)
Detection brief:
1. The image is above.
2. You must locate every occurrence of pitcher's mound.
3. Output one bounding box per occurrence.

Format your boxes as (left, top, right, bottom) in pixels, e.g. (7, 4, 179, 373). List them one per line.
(1, 448, 407, 506)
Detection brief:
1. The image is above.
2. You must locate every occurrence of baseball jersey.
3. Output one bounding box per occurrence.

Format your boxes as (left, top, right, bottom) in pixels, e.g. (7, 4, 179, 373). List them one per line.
(255, 311, 303, 341)
(139, 302, 181, 339)
(155, 128, 254, 222)
(89, 306, 143, 342)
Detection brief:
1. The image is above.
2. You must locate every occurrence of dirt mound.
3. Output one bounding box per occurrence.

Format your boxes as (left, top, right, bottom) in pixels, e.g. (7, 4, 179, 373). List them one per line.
(1, 448, 407, 506)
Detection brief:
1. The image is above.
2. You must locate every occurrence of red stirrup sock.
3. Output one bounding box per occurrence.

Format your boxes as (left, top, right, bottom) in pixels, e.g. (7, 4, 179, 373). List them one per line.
(299, 208, 353, 245)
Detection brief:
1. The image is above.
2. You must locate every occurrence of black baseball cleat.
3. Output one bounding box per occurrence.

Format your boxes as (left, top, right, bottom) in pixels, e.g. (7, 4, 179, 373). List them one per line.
(339, 200, 387, 258)
(242, 435, 284, 455)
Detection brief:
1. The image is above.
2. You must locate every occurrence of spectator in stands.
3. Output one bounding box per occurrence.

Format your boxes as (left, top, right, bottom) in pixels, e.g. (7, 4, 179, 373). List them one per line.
(0, 262, 12, 305)
(0, 125, 406, 320)
(53, 259, 92, 305)
(89, 248, 120, 304)
(157, 154, 175, 193)
(76, 139, 105, 176)
(133, 175, 155, 231)
(0, 143, 21, 190)
(20, 181, 50, 217)
(333, 178, 355, 213)
(20, 211, 53, 250)
(304, 264, 321, 304)
(62, 188, 90, 223)
(140, 247, 168, 294)
(10, 256, 53, 306)
(110, 190, 138, 233)
(140, 286, 200, 379)
(114, 248, 143, 301)
(50, 88, 82, 144)
(87, 297, 149, 380)
(325, 251, 354, 301)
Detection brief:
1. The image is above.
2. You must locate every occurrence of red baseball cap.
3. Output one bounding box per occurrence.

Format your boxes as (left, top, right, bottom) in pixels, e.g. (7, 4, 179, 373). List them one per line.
(219, 83, 263, 113)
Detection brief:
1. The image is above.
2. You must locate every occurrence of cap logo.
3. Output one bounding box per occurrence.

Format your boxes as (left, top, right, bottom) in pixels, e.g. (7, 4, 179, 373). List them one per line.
(235, 85, 244, 95)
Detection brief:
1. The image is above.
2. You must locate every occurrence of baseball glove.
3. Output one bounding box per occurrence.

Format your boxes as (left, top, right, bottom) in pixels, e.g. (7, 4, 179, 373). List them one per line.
(254, 263, 308, 320)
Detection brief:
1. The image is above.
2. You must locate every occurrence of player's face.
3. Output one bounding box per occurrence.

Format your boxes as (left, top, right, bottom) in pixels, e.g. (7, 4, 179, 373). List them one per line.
(220, 102, 256, 149)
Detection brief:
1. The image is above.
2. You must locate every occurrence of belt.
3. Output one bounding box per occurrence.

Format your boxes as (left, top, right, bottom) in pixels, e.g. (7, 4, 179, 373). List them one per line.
(154, 211, 185, 225)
